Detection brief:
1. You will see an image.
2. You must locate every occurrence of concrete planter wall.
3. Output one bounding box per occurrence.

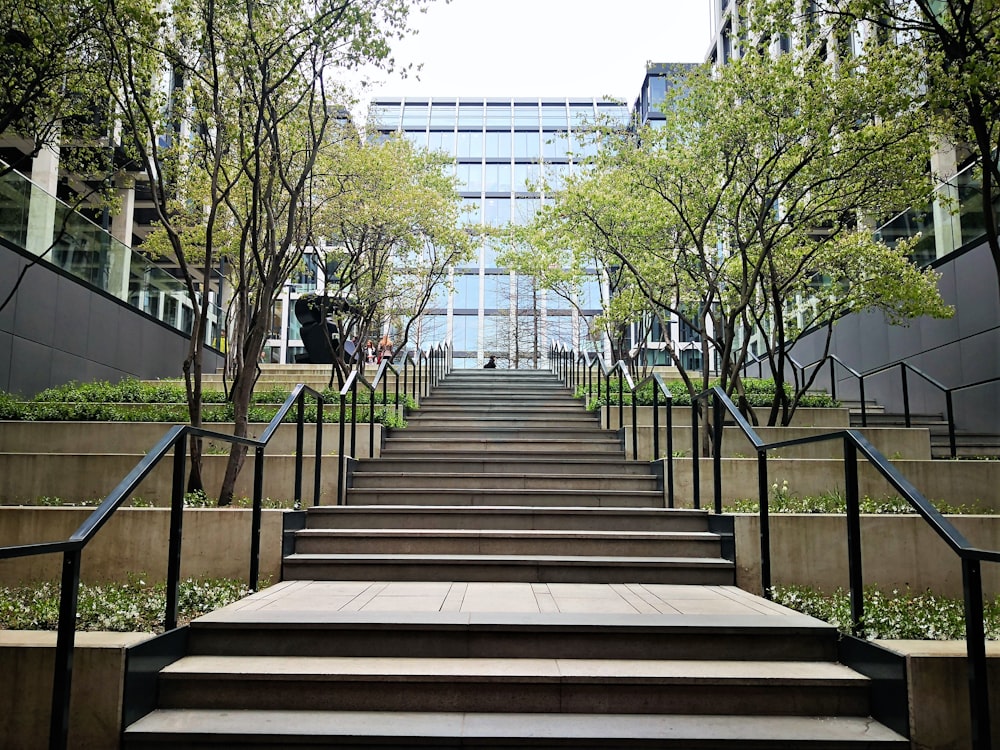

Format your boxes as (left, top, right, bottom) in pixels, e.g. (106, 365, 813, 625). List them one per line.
(0, 507, 284, 585)
(732, 514, 1000, 598)
(0, 422, 382, 504)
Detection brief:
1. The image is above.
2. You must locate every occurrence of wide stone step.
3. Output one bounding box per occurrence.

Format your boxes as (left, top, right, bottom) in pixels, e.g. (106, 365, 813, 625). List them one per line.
(291, 529, 722, 557)
(123, 709, 908, 749)
(389, 427, 622, 442)
(280, 553, 734, 583)
(352, 456, 657, 476)
(154, 655, 868, 715)
(343, 488, 664, 507)
(404, 414, 600, 429)
(303, 505, 710, 532)
(349, 472, 658, 492)
(382, 438, 624, 454)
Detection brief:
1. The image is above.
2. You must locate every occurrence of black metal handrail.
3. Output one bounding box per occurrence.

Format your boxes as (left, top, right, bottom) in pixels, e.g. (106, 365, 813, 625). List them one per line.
(336, 342, 451, 504)
(548, 341, 675, 507)
(744, 351, 1000, 458)
(0, 383, 326, 750)
(337, 369, 376, 505)
(691, 385, 996, 750)
(635, 373, 675, 508)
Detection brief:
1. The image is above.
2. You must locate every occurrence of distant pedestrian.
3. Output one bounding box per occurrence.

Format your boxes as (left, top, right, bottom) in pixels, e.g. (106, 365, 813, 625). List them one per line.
(484, 356, 497, 369)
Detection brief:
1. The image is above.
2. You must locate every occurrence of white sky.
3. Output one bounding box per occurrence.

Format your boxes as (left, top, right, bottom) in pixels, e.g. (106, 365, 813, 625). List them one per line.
(358, 0, 713, 107)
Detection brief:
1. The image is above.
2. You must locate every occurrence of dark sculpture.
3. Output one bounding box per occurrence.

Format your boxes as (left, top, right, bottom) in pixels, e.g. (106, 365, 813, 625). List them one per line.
(293, 294, 359, 364)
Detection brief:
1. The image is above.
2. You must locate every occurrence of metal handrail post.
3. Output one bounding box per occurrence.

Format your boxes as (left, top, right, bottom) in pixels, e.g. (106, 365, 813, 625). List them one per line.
(712, 393, 723, 514)
(829, 358, 837, 403)
(652, 384, 660, 460)
(859, 377, 868, 427)
(338, 393, 347, 505)
(946, 390, 957, 459)
(757, 448, 771, 597)
(630, 389, 638, 461)
(49, 548, 81, 750)
(963, 558, 992, 750)
(249, 446, 264, 591)
(901, 363, 911, 428)
(165, 433, 186, 631)
(314, 399, 323, 506)
(844, 437, 864, 638)
(350, 381, 359, 457)
(691, 401, 700, 510)
(294, 393, 305, 504)
(665, 392, 674, 509)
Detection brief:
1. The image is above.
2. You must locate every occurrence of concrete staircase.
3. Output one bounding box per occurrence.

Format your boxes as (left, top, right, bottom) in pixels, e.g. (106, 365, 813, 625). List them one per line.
(122, 369, 907, 748)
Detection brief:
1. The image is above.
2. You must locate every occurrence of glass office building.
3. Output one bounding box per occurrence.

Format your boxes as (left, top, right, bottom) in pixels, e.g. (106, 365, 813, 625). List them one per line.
(369, 98, 629, 369)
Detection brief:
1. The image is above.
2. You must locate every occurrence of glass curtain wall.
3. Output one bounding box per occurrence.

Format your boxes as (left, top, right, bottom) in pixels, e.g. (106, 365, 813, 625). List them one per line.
(371, 97, 627, 369)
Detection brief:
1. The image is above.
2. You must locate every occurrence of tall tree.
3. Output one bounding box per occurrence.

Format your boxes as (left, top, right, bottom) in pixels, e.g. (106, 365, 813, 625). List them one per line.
(510, 23, 951, 426)
(311, 134, 473, 384)
(0, 0, 106, 175)
(101, 0, 431, 501)
(814, 0, 1000, 299)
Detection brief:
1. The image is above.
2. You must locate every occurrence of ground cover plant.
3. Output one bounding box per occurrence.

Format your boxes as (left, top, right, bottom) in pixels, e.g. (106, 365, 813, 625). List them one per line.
(577, 377, 837, 410)
(0, 379, 413, 426)
(0, 576, 260, 632)
(773, 585, 1000, 640)
(725, 487, 992, 515)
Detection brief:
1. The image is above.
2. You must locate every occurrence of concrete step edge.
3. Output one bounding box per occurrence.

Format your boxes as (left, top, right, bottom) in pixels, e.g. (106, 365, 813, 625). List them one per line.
(122, 709, 908, 745)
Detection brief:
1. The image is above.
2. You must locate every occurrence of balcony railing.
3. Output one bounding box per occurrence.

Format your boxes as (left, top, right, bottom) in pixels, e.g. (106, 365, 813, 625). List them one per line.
(0, 162, 223, 347)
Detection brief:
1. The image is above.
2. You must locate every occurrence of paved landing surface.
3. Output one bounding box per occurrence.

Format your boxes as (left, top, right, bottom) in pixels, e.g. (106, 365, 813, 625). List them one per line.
(200, 581, 811, 620)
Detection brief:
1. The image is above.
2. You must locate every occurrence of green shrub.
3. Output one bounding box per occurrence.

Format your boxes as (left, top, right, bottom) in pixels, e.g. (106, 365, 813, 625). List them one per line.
(576, 377, 837, 410)
(0, 576, 260, 632)
(725, 489, 993, 515)
(773, 584, 1000, 640)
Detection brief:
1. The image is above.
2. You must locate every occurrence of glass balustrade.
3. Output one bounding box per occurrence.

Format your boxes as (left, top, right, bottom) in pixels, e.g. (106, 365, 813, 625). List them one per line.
(875, 159, 995, 266)
(1, 163, 222, 348)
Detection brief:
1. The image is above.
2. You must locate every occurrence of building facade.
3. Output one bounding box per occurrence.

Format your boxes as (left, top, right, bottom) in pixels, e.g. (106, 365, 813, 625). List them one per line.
(367, 97, 628, 369)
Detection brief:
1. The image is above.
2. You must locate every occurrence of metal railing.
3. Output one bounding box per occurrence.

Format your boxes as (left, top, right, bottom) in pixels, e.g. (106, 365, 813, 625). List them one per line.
(745, 351, 1000, 458)
(690, 385, 996, 750)
(335, 342, 452, 504)
(549, 341, 675, 507)
(0, 384, 327, 750)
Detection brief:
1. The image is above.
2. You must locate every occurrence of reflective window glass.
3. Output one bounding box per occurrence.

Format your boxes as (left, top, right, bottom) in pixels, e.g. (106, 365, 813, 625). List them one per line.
(484, 164, 511, 193)
(429, 103, 456, 126)
(513, 198, 541, 225)
(484, 272, 506, 304)
(400, 104, 428, 128)
(419, 314, 448, 343)
(370, 103, 401, 129)
(484, 131, 512, 158)
(453, 273, 480, 309)
(513, 104, 539, 127)
(456, 163, 482, 193)
(513, 131, 540, 159)
(513, 163, 540, 192)
(456, 104, 483, 128)
(539, 104, 568, 127)
(485, 104, 511, 127)
(579, 277, 604, 311)
(404, 131, 427, 149)
(542, 132, 571, 160)
(483, 198, 511, 226)
(568, 105, 593, 127)
(428, 131, 456, 153)
(456, 131, 483, 158)
(452, 313, 480, 349)
(459, 198, 480, 225)
(545, 164, 569, 192)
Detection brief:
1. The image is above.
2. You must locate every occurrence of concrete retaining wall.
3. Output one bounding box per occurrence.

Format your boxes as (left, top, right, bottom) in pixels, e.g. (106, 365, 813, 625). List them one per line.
(0, 631, 149, 750)
(627, 424, 931, 461)
(599, 405, 851, 429)
(0, 421, 382, 455)
(0, 507, 285, 585)
(732, 514, 1000, 598)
